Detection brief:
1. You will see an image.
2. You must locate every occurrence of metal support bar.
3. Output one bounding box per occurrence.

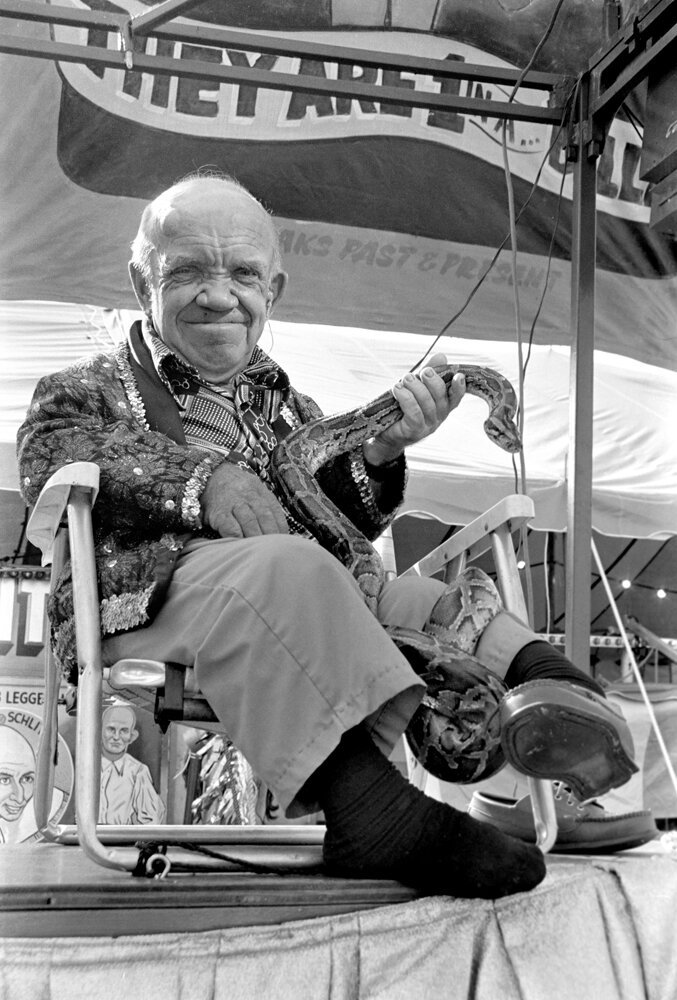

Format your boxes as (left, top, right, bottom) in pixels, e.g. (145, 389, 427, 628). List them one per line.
(587, 0, 677, 124)
(0, 0, 563, 91)
(0, 33, 563, 123)
(488, 522, 557, 854)
(592, 20, 677, 123)
(566, 77, 598, 673)
(129, 0, 205, 36)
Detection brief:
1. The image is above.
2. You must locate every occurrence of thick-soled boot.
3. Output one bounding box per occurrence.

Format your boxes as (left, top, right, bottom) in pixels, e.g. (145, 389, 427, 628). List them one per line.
(426, 570, 638, 799)
(314, 727, 546, 899)
(499, 641, 638, 799)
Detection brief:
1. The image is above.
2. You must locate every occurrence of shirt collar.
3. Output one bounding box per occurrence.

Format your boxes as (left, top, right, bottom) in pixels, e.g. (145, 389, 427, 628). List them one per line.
(141, 319, 290, 399)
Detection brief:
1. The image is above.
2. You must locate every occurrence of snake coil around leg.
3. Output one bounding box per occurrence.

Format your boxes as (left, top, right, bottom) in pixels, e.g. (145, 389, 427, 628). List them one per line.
(389, 627, 508, 784)
(270, 364, 520, 782)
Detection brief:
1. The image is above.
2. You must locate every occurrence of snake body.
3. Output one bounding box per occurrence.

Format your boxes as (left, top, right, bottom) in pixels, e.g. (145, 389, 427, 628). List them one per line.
(271, 364, 521, 614)
(270, 363, 520, 785)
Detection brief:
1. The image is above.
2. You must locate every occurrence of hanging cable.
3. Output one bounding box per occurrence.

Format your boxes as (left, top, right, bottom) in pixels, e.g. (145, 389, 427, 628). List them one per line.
(498, 0, 570, 624)
(543, 530, 552, 633)
(405, 2, 576, 627)
(407, 84, 578, 373)
(591, 539, 677, 812)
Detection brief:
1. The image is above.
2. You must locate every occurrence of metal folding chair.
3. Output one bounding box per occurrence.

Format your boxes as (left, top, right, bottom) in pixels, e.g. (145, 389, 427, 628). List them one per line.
(29, 463, 556, 877)
(378, 495, 558, 852)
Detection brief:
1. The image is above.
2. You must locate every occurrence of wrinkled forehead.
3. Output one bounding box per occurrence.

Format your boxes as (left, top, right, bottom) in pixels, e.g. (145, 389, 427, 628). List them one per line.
(146, 181, 276, 254)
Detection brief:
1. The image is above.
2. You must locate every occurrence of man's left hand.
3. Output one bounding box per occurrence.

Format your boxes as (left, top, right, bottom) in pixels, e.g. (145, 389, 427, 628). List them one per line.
(363, 353, 466, 466)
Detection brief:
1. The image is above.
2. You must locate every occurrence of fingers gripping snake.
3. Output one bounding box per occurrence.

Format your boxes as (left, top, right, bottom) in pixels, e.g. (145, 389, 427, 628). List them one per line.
(270, 364, 521, 783)
(271, 364, 521, 615)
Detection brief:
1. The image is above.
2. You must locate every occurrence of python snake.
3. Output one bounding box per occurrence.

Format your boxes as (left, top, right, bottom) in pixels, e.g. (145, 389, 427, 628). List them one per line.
(271, 364, 521, 615)
(270, 363, 520, 784)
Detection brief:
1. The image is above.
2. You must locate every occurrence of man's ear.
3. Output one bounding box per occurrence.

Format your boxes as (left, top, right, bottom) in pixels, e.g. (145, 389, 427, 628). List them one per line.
(266, 270, 288, 313)
(128, 262, 152, 314)
(129, 728, 139, 746)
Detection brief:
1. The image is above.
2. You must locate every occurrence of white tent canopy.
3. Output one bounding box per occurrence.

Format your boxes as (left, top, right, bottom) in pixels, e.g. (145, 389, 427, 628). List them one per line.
(3, 299, 676, 541)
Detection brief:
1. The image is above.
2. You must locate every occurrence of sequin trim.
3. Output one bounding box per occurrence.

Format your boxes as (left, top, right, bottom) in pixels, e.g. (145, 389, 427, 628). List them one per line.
(279, 402, 300, 430)
(115, 342, 150, 430)
(349, 448, 381, 520)
(100, 586, 155, 635)
(182, 459, 215, 528)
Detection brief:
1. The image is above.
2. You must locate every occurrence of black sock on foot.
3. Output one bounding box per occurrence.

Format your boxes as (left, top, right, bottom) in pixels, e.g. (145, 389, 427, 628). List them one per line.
(314, 728, 545, 899)
(505, 640, 605, 696)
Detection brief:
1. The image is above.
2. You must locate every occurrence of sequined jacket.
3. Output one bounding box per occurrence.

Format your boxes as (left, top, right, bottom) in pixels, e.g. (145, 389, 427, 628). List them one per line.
(17, 324, 406, 681)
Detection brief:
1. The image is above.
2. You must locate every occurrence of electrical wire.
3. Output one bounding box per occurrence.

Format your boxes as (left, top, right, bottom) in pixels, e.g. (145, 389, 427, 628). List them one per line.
(500, 0, 570, 624)
(591, 539, 677, 810)
(543, 530, 552, 633)
(406, 85, 578, 373)
(406, 3, 577, 626)
(621, 100, 644, 141)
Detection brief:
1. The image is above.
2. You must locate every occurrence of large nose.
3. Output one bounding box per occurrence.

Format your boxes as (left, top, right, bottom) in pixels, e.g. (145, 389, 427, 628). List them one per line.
(195, 275, 238, 311)
(9, 777, 22, 803)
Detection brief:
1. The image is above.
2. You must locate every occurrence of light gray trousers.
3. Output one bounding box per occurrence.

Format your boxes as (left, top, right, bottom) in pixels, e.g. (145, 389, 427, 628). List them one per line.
(103, 535, 448, 816)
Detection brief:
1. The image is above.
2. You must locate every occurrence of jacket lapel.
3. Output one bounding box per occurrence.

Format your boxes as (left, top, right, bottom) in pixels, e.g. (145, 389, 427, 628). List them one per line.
(127, 322, 187, 445)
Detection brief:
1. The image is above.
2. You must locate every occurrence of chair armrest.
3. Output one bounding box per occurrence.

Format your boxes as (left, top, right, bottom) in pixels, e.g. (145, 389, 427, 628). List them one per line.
(401, 494, 534, 580)
(26, 462, 100, 564)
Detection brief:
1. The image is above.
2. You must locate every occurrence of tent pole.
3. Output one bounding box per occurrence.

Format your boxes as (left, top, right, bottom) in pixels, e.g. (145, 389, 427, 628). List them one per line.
(566, 76, 599, 671)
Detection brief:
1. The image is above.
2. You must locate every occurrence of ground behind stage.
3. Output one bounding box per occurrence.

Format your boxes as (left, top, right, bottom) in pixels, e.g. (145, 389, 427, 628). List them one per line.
(1, 840, 677, 999)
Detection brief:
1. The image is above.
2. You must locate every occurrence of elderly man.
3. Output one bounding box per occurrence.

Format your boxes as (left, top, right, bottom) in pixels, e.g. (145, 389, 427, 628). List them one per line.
(17, 173, 638, 898)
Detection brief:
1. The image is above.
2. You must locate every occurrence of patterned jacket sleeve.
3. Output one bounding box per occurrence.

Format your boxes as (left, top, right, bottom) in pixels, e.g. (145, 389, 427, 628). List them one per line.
(16, 357, 222, 536)
(289, 390, 407, 542)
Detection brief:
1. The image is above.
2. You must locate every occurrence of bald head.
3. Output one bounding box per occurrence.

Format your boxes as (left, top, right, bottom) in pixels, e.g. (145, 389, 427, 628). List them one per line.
(101, 704, 138, 760)
(131, 175, 282, 282)
(127, 172, 288, 385)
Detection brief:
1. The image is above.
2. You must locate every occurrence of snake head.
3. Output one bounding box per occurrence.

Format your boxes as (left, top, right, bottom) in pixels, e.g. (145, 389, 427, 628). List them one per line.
(484, 406, 522, 453)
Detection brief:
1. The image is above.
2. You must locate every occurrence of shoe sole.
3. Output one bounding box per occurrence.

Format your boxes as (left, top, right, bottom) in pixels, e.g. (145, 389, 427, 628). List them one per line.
(468, 807, 657, 853)
(549, 834, 658, 854)
(499, 682, 638, 800)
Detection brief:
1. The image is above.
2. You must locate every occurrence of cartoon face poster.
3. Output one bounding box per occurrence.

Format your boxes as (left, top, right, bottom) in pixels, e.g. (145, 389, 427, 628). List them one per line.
(0, 708, 73, 845)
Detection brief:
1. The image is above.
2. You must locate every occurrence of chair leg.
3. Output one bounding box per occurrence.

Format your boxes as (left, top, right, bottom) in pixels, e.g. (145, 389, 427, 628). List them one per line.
(34, 645, 62, 836)
(490, 525, 558, 854)
(68, 491, 131, 871)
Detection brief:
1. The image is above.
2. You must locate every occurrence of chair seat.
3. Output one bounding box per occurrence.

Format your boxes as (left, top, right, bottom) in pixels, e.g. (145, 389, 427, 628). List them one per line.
(107, 659, 218, 730)
(108, 658, 201, 694)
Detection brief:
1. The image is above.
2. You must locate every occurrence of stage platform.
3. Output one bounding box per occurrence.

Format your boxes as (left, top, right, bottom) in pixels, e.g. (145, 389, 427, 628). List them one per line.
(1, 841, 677, 1000)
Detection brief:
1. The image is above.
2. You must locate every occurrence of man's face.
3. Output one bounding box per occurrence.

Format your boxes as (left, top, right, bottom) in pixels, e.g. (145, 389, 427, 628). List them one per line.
(131, 182, 287, 385)
(0, 760, 35, 822)
(101, 708, 137, 760)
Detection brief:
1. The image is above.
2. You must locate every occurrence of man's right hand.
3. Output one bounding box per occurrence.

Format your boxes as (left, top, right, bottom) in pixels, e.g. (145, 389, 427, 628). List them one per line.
(200, 462, 290, 538)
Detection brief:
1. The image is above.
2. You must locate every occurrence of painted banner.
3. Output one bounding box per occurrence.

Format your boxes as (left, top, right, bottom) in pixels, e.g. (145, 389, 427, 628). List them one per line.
(0, 568, 50, 674)
(1, 0, 676, 370)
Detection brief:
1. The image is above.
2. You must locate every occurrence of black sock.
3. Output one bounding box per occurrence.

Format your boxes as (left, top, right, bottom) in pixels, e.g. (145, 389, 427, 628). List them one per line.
(505, 640, 605, 696)
(314, 728, 545, 899)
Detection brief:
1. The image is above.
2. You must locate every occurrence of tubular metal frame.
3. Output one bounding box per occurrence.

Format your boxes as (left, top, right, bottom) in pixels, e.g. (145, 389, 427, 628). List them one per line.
(30, 465, 558, 874)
